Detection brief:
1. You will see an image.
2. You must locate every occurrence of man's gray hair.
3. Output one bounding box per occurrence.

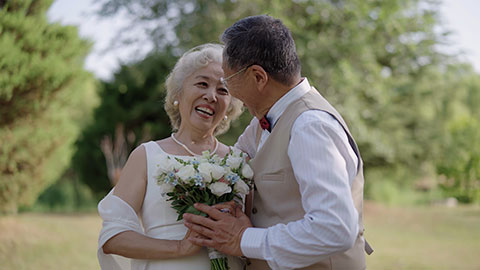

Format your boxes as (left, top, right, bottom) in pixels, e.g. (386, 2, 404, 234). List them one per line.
(221, 15, 301, 86)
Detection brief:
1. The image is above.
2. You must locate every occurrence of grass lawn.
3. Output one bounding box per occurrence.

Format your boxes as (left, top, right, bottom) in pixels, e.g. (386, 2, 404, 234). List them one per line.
(364, 202, 480, 270)
(0, 202, 479, 270)
(0, 212, 102, 270)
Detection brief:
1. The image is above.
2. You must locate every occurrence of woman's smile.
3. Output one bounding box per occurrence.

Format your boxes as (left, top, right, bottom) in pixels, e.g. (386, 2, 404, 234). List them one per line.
(195, 104, 215, 118)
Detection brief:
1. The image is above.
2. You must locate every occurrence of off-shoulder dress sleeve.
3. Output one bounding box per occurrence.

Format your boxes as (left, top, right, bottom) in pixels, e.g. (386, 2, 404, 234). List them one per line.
(97, 189, 147, 270)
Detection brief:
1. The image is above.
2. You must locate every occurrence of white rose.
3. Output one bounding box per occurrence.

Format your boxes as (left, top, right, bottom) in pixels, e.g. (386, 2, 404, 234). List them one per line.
(209, 182, 232, 197)
(234, 179, 250, 195)
(241, 164, 254, 179)
(156, 167, 165, 178)
(211, 164, 225, 180)
(201, 150, 212, 159)
(157, 155, 173, 173)
(222, 167, 232, 178)
(211, 155, 222, 164)
(231, 147, 243, 157)
(170, 158, 183, 171)
(198, 162, 213, 183)
(159, 182, 174, 194)
(197, 156, 209, 164)
(227, 156, 243, 169)
(176, 164, 195, 181)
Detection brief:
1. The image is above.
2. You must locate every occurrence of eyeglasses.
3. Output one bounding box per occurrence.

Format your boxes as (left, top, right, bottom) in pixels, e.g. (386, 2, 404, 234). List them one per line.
(220, 65, 251, 88)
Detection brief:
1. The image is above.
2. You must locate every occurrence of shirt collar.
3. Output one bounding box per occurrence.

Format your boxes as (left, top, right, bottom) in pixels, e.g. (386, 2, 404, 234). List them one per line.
(263, 78, 311, 129)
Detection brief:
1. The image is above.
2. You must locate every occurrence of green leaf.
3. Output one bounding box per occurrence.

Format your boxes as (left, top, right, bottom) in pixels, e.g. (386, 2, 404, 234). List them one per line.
(185, 205, 207, 217)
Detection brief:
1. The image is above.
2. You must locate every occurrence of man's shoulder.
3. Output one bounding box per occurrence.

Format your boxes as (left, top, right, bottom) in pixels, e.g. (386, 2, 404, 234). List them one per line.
(293, 110, 344, 134)
(296, 109, 337, 125)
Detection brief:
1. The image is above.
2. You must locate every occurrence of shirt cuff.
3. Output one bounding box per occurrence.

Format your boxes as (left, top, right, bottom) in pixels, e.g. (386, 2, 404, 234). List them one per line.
(240, 227, 267, 259)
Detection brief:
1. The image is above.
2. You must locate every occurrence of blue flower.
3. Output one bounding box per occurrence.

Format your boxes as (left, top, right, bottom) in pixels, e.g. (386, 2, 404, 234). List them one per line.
(226, 173, 240, 184)
(164, 171, 177, 184)
(193, 173, 205, 187)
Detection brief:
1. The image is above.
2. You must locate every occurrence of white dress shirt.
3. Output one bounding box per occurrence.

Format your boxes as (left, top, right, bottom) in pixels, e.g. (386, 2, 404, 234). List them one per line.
(234, 78, 360, 269)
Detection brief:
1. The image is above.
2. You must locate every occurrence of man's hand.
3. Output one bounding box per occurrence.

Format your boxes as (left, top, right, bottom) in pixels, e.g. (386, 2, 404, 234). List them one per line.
(183, 203, 252, 257)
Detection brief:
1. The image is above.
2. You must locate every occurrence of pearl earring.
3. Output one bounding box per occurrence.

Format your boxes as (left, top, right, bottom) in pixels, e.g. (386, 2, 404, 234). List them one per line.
(224, 115, 228, 120)
(173, 100, 179, 106)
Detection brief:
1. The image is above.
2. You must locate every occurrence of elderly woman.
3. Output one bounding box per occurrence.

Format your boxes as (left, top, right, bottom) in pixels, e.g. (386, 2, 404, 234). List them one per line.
(97, 43, 244, 270)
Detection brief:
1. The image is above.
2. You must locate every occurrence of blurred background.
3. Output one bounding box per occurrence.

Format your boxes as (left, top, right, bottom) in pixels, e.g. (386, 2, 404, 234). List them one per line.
(1, 0, 479, 269)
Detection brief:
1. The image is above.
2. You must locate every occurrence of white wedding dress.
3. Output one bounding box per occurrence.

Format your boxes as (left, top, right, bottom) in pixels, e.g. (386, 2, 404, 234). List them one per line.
(98, 141, 244, 270)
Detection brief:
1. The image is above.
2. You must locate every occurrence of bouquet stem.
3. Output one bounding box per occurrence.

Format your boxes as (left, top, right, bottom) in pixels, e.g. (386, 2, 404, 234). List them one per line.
(208, 247, 229, 270)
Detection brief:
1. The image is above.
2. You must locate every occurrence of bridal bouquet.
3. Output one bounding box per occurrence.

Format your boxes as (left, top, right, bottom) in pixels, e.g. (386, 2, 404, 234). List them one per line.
(156, 147, 254, 270)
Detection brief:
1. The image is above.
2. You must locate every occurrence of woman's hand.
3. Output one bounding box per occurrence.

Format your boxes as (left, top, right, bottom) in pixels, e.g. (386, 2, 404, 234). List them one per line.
(178, 229, 203, 257)
(212, 200, 240, 216)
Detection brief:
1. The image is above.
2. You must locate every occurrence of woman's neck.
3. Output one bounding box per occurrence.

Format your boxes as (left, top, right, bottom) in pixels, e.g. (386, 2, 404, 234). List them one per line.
(173, 127, 216, 154)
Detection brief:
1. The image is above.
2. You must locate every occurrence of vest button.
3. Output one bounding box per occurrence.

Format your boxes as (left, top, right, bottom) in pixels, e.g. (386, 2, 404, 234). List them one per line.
(252, 207, 258, 214)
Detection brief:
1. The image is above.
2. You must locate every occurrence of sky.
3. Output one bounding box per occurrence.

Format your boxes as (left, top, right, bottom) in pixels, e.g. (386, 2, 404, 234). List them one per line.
(47, 0, 480, 80)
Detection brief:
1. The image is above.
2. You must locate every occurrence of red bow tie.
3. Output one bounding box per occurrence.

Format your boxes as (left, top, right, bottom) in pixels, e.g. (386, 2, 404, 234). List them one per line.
(259, 116, 271, 132)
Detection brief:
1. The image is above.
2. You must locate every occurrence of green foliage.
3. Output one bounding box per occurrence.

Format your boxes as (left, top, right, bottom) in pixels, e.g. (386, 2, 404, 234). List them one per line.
(427, 64, 480, 203)
(0, 0, 90, 126)
(260, 0, 449, 172)
(72, 51, 178, 196)
(87, 0, 480, 202)
(365, 167, 445, 206)
(0, 0, 95, 213)
(437, 115, 480, 203)
(94, 0, 451, 166)
(23, 171, 97, 213)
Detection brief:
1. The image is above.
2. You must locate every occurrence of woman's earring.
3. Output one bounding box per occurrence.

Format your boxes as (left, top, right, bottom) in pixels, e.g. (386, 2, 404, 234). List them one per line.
(224, 115, 228, 120)
(173, 100, 179, 106)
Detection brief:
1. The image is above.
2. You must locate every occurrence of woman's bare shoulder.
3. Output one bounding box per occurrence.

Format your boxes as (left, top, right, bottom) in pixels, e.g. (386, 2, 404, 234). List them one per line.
(126, 144, 147, 163)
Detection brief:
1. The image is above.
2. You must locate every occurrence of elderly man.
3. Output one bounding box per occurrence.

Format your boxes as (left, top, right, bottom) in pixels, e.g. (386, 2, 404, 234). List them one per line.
(183, 15, 372, 270)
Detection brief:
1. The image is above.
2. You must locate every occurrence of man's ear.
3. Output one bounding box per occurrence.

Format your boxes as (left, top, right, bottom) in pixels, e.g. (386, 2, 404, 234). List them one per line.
(250, 65, 268, 92)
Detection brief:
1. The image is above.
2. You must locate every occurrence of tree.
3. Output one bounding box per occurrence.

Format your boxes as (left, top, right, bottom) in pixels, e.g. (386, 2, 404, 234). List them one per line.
(72, 51, 177, 196)
(87, 0, 480, 202)
(93, 0, 451, 165)
(435, 64, 480, 203)
(0, 0, 94, 213)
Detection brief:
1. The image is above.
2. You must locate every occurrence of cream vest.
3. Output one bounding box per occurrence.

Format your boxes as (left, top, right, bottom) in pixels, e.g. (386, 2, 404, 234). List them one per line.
(248, 88, 367, 270)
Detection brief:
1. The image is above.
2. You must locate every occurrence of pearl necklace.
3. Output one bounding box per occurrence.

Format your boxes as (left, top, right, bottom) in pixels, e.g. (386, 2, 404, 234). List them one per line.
(170, 133, 218, 156)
